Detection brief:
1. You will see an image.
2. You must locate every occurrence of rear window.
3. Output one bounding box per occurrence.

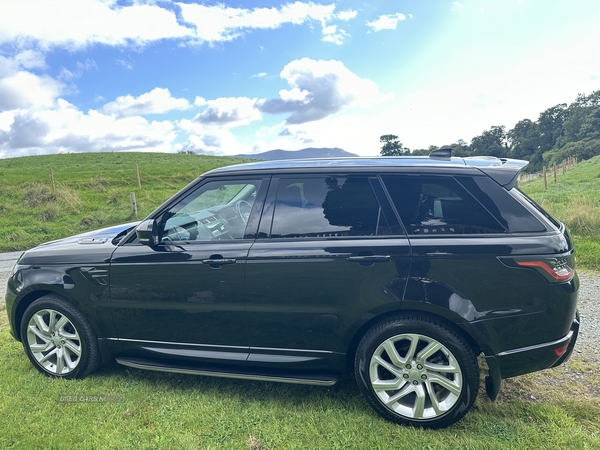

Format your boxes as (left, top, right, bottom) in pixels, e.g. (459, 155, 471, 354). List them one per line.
(382, 175, 506, 235)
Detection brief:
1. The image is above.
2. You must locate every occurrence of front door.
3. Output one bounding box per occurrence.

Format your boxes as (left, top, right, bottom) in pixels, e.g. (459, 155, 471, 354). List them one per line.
(109, 177, 268, 359)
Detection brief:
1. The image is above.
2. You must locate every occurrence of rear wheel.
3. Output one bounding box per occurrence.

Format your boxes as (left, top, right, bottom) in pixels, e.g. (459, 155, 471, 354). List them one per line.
(355, 314, 479, 428)
(20, 294, 100, 379)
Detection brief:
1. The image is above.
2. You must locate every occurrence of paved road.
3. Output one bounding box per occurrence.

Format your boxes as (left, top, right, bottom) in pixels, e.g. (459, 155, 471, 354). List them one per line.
(0, 252, 22, 303)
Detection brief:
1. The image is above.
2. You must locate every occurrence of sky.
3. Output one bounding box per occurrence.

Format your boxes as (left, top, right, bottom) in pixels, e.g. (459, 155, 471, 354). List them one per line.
(1, 0, 600, 159)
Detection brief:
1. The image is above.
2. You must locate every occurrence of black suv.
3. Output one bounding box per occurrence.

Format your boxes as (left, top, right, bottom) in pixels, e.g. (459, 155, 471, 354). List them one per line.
(5, 151, 579, 428)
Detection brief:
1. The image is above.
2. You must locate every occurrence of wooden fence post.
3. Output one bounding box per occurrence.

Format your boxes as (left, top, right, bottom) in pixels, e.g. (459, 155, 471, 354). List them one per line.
(562, 160, 566, 175)
(49, 168, 55, 193)
(553, 164, 557, 183)
(130, 192, 138, 218)
(543, 166, 547, 190)
(136, 164, 142, 189)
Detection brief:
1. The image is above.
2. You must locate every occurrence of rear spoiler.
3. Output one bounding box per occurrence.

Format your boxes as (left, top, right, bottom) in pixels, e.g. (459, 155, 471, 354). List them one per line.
(428, 148, 528, 190)
(465, 158, 528, 190)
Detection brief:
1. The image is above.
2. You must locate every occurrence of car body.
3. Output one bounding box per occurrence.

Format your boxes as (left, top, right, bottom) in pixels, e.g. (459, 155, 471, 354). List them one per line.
(5, 151, 579, 428)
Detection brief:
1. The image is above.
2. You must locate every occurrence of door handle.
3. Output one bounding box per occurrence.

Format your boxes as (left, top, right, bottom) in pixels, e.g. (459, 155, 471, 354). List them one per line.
(346, 255, 391, 262)
(202, 257, 237, 267)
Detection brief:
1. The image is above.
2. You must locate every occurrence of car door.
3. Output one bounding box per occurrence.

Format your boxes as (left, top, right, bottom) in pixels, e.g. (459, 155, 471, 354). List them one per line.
(108, 176, 269, 363)
(243, 174, 411, 371)
(381, 172, 557, 354)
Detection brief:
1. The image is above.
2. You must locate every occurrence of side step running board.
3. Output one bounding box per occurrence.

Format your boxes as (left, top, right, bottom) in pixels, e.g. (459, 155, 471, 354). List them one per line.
(116, 357, 339, 387)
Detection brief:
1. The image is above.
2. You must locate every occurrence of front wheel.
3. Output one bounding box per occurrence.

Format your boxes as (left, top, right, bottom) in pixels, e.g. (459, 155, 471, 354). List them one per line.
(355, 314, 479, 428)
(20, 294, 100, 379)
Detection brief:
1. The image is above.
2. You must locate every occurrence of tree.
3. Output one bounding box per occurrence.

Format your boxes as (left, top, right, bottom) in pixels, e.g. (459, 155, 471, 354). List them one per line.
(379, 134, 408, 156)
(507, 119, 540, 161)
(469, 126, 508, 158)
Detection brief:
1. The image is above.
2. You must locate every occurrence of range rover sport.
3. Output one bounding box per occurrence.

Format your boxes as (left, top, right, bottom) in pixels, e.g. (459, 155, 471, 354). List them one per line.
(5, 149, 579, 428)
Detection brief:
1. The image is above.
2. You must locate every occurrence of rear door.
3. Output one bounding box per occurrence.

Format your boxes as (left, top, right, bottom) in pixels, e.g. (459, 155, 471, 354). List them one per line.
(244, 173, 411, 370)
(381, 172, 557, 353)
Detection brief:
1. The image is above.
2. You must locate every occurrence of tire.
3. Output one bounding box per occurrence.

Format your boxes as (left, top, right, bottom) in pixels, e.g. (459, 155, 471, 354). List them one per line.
(20, 294, 100, 379)
(355, 314, 479, 428)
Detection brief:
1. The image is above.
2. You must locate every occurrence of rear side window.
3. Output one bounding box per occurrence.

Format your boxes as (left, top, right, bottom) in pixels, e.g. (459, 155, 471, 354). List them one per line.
(382, 175, 506, 235)
(271, 176, 392, 238)
(456, 176, 548, 233)
(510, 188, 558, 230)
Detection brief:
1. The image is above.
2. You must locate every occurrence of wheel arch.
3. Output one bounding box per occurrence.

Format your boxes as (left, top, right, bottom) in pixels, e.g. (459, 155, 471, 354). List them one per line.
(13, 289, 56, 341)
(13, 289, 91, 341)
(344, 309, 483, 373)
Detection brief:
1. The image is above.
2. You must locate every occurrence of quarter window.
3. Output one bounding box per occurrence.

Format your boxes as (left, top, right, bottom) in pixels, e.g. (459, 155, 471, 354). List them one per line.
(382, 175, 506, 235)
(271, 176, 392, 238)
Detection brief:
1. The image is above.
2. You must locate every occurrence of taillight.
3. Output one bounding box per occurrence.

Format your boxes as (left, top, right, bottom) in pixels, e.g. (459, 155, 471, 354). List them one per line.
(515, 257, 574, 282)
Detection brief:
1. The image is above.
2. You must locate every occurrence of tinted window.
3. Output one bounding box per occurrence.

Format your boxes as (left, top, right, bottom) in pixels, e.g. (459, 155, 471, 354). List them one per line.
(271, 176, 392, 238)
(456, 176, 547, 233)
(382, 175, 506, 235)
(160, 179, 262, 242)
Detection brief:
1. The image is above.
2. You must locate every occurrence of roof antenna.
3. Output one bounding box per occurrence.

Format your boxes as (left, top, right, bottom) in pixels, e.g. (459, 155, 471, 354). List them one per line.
(429, 147, 452, 160)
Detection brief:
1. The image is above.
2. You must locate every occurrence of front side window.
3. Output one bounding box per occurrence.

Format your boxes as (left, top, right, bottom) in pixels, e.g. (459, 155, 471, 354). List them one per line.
(159, 179, 262, 242)
(270, 176, 392, 238)
(382, 175, 506, 235)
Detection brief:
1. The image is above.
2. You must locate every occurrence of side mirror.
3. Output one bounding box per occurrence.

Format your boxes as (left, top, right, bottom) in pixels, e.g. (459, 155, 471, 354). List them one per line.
(136, 219, 159, 246)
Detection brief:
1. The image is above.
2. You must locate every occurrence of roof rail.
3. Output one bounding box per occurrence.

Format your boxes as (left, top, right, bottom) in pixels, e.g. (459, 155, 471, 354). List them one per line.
(429, 147, 452, 160)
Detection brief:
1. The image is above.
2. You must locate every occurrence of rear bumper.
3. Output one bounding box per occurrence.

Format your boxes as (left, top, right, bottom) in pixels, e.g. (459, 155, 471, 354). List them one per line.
(495, 311, 580, 379)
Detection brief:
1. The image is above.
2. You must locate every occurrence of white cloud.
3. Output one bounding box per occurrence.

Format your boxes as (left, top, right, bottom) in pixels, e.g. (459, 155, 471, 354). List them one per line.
(102, 88, 191, 117)
(177, 119, 248, 155)
(366, 13, 407, 32)
(251, 72, 269, 78)
(337, 10, 358, 21)
(322, 25, 349, 45)
(178, 1, 338, 43)
(258, 58, 385, 124)
(0, 56, 62, 110)
(115, 57, 134, 70)
(453, 2, 464, 10)
(0, 99, 178, 158)
(0, 0, 191, 49)
(58, 59, 97, 80)
(192, 97, 262, 127)
(0, 1, 356, 51)
(13, 50, 46, 70)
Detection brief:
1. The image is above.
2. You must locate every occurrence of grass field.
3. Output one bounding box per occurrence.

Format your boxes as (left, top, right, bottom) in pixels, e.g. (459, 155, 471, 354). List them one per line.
(0, 152, 255, 252)
(1, 152, 600, 448)
(518, 155, 600, 271)
(0, 309, 599, 450)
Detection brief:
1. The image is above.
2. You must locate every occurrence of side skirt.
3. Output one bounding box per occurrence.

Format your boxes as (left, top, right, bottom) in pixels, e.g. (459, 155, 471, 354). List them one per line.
(116, 357, 339, 387)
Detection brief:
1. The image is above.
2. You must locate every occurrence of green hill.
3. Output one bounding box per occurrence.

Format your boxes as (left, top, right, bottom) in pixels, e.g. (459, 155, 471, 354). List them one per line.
(0, 152, 255, 252)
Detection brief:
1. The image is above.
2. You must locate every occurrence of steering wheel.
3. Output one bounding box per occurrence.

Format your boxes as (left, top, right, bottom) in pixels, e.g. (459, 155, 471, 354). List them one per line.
(235, 200, 253, 224)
